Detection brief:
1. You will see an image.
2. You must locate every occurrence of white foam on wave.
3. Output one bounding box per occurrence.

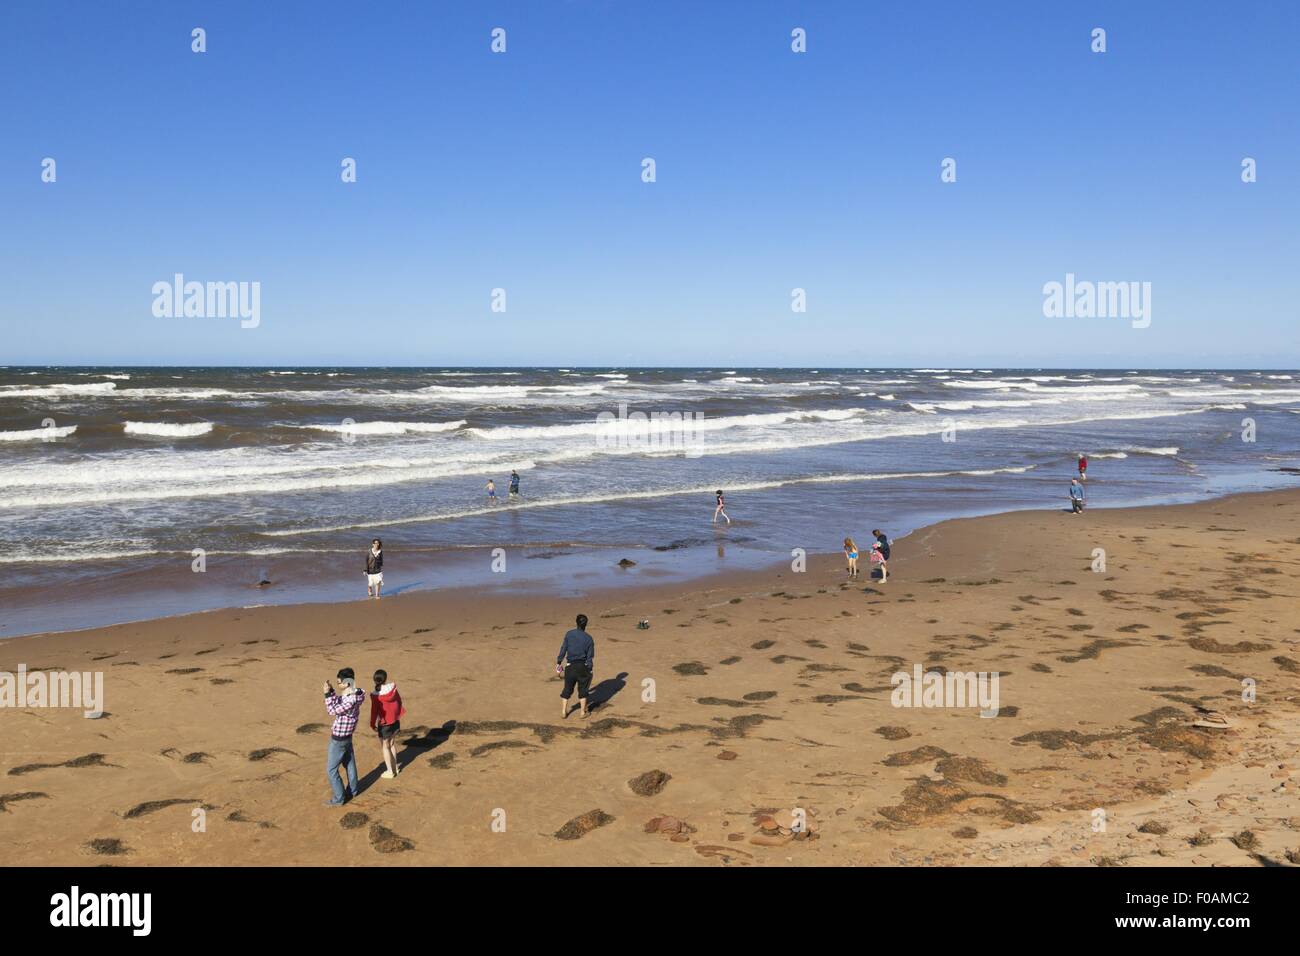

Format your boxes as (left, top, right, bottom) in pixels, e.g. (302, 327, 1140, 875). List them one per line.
(294, 420, 467, 436)
(0, 425, 78, 441)
(0, 381, 119, 398)
(124, 421, 215, 438)
(414, 383, 608, 400)
(466, 408, 865, 442)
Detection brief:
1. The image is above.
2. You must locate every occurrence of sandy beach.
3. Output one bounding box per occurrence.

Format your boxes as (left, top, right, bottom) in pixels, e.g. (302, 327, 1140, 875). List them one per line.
(2, 489, 1298, 867)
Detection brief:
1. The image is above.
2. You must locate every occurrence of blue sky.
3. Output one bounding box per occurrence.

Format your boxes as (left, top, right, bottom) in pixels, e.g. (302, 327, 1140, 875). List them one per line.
(1, 1, 1296, 367)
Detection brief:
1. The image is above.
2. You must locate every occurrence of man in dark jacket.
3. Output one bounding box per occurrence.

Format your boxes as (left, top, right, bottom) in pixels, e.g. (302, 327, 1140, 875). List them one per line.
(556, 614, 596, 719)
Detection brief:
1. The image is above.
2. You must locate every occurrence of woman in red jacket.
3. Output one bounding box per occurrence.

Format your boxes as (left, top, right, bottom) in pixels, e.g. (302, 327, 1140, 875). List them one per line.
(370, 669, 406, 779)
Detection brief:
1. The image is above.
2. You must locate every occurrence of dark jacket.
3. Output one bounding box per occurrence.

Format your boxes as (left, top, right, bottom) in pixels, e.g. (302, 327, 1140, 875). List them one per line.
(366, 550, 383, 574)
(556, 628, 595, 670)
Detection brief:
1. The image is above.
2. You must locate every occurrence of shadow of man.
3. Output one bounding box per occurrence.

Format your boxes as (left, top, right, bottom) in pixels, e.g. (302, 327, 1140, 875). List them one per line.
(587, 672, 629, 712)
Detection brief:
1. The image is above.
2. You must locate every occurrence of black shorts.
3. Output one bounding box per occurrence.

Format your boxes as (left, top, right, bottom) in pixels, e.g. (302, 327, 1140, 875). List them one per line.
(561, 662, 592, 700)
(376, 721, 400, 739)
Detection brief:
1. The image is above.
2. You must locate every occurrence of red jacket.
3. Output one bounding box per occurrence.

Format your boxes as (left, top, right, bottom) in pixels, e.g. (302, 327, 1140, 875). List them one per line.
(369, 684, 406, 729)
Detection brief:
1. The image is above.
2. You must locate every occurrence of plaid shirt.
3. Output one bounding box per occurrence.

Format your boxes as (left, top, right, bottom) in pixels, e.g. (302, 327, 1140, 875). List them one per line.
(325, 687, 366, 738)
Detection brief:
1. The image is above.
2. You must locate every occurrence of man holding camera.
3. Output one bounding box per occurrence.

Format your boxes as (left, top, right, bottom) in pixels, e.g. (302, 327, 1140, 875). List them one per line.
(323, 667, 367, 806)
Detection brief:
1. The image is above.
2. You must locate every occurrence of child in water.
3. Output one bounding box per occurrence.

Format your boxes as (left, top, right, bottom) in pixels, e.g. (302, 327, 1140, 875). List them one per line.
(713, 489, 731, 525)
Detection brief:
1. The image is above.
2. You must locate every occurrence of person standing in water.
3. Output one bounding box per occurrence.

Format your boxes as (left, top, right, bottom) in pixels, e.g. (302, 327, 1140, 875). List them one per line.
(1077, 453, 1088, 481)
(556, 614, 595, 719)
(369, 668, 406, 780)
(486, 479, 497, 505)
(713, 489, 731, 525)
(365, 538, 384, 599)
(509, 470, 520, 499)
(1069, 478, 1086, 514)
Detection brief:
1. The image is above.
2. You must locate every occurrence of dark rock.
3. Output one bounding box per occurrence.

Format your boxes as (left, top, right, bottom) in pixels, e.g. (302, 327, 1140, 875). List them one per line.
(628, 769, 671, 796)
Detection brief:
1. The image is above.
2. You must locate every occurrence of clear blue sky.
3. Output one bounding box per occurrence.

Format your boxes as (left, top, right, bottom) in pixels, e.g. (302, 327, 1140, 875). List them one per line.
(2, 1, 1296, 367)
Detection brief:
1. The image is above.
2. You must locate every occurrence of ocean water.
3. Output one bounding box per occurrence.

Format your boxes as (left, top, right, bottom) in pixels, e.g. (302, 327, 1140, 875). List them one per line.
(1, 367, 1298, 636)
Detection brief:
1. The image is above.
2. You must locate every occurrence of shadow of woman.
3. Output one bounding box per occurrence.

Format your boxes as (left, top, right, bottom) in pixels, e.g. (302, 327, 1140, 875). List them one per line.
(355, 719, 456, 795)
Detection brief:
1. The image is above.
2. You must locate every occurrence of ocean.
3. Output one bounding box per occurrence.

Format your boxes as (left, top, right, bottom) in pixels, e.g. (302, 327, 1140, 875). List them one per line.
(2, 367, 1298, 636)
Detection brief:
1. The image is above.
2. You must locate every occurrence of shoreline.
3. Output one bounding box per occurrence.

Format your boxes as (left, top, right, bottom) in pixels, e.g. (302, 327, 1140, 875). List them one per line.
(3, 488, 1299, 866)
(9, 480, 1298, 642)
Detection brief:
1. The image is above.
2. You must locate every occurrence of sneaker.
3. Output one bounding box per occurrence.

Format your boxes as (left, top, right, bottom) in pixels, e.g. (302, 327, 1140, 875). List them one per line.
(381, 770, 395, 779)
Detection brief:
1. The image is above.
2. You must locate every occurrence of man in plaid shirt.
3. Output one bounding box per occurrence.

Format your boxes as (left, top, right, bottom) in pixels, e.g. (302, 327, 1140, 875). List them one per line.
(324, 667, 367, 806)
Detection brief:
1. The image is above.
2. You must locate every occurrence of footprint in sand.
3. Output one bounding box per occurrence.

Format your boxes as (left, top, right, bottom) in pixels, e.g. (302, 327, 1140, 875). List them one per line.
(0, 791, 49, 812)
(123, 798, 210, 819)
(247, 747, 298, 761)
(85, 838, 129, 856)
(9, 753, 114, 776)
(554, 809, 614, 841)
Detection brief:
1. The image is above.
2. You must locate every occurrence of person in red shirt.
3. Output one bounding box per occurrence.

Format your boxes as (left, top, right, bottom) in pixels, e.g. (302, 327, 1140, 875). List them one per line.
(1077, 453, 1088, 481)
(369, 669, 407, 779)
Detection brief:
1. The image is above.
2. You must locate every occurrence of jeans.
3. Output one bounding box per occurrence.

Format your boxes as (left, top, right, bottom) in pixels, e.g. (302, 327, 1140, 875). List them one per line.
(326, 736, 359, 804)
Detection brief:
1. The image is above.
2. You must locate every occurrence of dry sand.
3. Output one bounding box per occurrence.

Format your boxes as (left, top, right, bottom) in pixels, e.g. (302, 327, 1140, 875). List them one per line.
(2, 489, 1299, 866)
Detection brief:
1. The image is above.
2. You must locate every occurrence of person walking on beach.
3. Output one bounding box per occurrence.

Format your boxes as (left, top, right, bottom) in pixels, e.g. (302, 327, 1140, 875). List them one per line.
(872, 529, 891, 580)
(509, 470, 520, 499)
(324, 668, 366, 806)
(370, 668, 406, 780)
(486, 479, 497, 504)
(870, 542, 888, 582)
(843, 537, 859, 579)
(1069, 478, 1086, 514)
(713, 489, 731, 525)
(365, 539, 384, 599)
(1077, 453, 1088, 481)
(556, 614, 596, 719)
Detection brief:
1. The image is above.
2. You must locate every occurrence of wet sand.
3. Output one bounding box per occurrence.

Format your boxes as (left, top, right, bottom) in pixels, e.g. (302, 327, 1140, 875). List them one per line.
(2, 489, 1299, 866)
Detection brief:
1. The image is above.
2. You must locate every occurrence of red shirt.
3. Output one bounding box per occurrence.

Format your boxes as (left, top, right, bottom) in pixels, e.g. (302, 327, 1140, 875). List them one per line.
(369, 685, 406, 729)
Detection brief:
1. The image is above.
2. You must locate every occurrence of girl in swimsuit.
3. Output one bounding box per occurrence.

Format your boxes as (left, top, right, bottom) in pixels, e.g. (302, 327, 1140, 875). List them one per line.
(844, 537, 859, 578)
(713, 489, 730, 525)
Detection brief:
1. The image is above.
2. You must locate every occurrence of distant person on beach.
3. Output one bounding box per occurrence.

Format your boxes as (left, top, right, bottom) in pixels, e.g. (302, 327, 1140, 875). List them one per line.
(556, 614, 596, 719)
(870, 542, 888, 582)
(509, 470, 520, 499)
(365, 539, 384, 599)
(713, 489, 731, 525)
(872, 529, 891, 580)
(872, 529, 891, 562)
(323, 668, 366, 806)
(1078, 453, 1088, 481)
(1070, 479, 1086, 514)
(486, 479, 497, 504)
(370, 668, 406, 780)
(843, 537, 859, 578)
